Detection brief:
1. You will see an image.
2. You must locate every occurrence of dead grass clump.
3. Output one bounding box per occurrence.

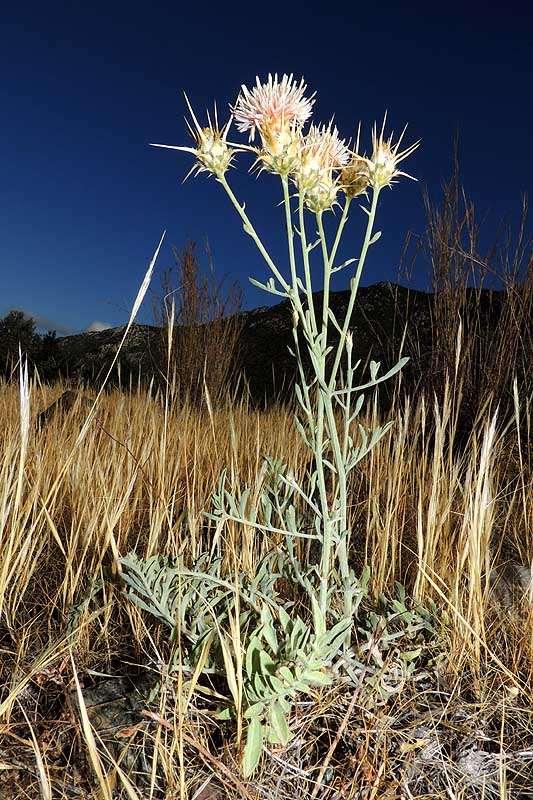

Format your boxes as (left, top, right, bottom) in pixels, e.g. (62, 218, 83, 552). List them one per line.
(153, 241, 244, 407)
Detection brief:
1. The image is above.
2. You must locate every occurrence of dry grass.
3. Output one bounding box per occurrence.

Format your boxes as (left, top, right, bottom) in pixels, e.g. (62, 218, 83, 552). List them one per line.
(153, 241, 244, 406)
(423, 155, 532, 419)
(0, 364, 530, 798)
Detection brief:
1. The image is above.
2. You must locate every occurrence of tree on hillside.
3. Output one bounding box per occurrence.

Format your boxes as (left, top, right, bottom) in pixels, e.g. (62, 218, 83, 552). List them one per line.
(36, 329, 61, 380)
(0, 310, 38, 373)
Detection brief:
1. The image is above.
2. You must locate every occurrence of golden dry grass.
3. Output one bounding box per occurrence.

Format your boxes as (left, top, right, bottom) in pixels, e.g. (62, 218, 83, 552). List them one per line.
(0, 375, 531, 798)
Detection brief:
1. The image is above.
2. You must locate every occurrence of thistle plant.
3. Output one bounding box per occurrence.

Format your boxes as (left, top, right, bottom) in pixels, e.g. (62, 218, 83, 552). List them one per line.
(121, 74, 420, 774)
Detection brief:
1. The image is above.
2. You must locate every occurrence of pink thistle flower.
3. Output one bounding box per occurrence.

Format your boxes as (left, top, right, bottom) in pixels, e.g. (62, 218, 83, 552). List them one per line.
(294, 122, 349, 212)
(233, 73, 315, 141)
(300, 122, 350, 173)
(232, 74, 315, 175)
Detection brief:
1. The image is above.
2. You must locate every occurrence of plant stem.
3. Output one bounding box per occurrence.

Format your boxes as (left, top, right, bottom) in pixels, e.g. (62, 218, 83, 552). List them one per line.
(315, 204, 356, 618)
(281, 176, 299, 298)
(329, 188, 381, 391)
(329, 197, 352, 271)
(218, 175, 290, 295)
(317, 212, 332, 345)
(298, 193, 318, 336)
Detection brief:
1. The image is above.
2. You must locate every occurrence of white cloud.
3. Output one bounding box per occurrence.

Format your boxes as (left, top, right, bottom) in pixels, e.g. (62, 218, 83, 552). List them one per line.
(86, 320, 112, 332)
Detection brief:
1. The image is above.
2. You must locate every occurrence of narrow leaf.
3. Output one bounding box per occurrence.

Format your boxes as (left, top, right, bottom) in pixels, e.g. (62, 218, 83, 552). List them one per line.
(242, 718, 263, 777)
(269, 701, 290, 746)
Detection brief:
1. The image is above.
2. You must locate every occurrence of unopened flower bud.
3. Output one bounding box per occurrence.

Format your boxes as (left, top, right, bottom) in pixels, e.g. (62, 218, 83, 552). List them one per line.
(303, 173, 340, 213)
(367, 118, 420, 190)
(197, 127, 233, 177)
(346, 331, 353, 353)
(260, 123, 301, 175)
(151, 95, 239, 180)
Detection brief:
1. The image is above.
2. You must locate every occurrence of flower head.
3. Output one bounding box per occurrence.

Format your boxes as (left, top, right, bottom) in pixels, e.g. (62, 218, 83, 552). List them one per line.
(233, 74, 315, 174)
(303, 180, 340, 214)
(299, 122, 350, 177)
(233, 73, 314, 140)
(294, 122, 349, 212)
(340, 154, 370, 198)
(367, 115, 420, 189)
(151, 94, 237, 179)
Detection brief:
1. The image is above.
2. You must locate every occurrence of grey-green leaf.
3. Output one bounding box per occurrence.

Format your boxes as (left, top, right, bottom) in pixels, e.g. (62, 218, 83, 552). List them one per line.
(269, 701, 290, 745)
(242, 718, 263, 777)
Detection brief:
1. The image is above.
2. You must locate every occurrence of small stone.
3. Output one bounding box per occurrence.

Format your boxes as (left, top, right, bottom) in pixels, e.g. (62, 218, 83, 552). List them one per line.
(36, 390, 93, 431)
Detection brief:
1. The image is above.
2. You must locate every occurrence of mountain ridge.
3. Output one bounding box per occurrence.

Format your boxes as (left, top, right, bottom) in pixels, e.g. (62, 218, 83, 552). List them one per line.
(47, 281, 516, 403)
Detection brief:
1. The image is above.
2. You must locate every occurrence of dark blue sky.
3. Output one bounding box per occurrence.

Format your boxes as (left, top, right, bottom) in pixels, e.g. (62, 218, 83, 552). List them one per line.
(1, 1, 531, 333)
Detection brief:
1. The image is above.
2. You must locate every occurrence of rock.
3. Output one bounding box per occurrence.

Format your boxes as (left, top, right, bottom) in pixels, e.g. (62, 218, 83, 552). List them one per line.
(36, 390, 94, 431)
(490, 561, 533, 608)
